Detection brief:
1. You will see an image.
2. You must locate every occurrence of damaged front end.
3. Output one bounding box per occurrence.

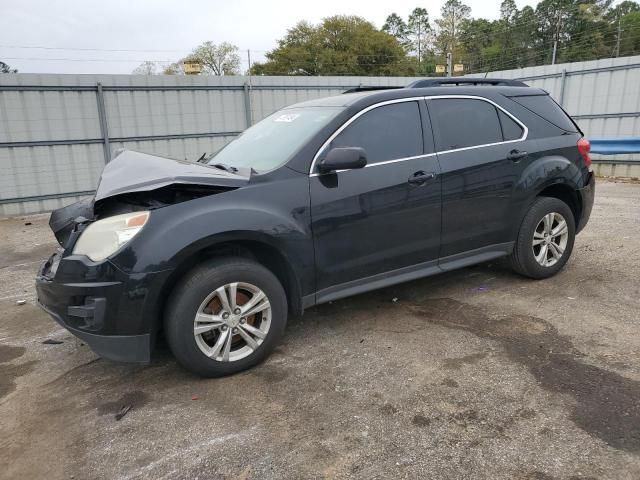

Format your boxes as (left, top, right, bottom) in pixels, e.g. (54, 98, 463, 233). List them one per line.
(37, 149, 251, 363)
(49, 149, 250, 249)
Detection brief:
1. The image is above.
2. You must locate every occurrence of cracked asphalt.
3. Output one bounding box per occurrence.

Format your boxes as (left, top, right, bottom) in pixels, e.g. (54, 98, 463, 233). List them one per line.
(1, 179, 639, 480)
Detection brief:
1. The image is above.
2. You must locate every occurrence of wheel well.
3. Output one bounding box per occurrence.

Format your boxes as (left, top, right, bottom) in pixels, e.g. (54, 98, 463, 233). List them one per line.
(155, 240, 303, 332)
(537, 183, 581, 224)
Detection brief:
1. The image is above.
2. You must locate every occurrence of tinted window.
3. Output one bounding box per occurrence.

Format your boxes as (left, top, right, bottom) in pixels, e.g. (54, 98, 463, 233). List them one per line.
(329, 102, 423, 164)
(498, 110, 524, 141)
(511, 95, 578, 132)
(431, 99, 502, 151)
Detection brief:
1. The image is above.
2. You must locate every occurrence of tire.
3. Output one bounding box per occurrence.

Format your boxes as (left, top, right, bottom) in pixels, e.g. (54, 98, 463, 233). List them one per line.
(509, 197, 576, 279)
(165, 257, 287, 377)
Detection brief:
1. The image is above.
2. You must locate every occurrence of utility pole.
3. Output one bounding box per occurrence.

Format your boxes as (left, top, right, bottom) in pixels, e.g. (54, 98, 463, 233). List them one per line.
(615, 14, 622, 57)
(446, 52, 453, 77)
(247, 49, 252, 85)
(551, 16, 561, 65)
(417, 23, 422, 70)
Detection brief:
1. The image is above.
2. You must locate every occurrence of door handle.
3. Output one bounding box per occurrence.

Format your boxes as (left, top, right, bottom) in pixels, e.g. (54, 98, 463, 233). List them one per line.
(408, 171, 437, 185)
(507, 149, 528, 161)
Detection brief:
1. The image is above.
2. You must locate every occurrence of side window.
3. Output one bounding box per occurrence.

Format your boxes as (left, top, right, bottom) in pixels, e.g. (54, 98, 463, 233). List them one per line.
(498, 110, 524, 141)
(329, 102, 423, 164)
(430, 98, 502, 151)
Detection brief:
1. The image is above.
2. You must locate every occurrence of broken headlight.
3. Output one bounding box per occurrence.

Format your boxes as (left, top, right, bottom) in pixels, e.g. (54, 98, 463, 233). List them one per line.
(72, 211, 150, 261)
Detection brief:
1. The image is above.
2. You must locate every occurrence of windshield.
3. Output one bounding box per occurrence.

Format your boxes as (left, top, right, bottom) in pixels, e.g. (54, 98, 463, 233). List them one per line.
(208, 106, 343, 172)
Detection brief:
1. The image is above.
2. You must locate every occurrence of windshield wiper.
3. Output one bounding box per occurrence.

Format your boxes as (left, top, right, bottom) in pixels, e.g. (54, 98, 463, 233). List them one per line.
(210, 162, 238, 174)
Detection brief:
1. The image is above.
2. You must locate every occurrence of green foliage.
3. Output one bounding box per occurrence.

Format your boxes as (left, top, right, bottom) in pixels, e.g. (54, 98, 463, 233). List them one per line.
(619, 11, 640, 56)
(186, 42, 240, 76)
(252, 16, 416, 76)
(435, 0, 472, 55)
(253, 0, 640, 77)
(382, 13, 412, 50)
(408, 7, 433, 60)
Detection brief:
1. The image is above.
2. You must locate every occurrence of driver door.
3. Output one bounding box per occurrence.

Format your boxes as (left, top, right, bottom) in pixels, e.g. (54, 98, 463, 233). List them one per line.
(309, 100, 442, 302)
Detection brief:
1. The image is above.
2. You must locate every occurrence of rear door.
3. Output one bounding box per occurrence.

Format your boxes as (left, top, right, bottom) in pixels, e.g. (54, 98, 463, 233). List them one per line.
(427, 96, 527, 258)
(310, 99, 441, 300)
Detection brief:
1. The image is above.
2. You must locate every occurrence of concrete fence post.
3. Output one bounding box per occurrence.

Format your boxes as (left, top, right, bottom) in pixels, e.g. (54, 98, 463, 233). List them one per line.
(243, 82, 253, 128)
(95, 82, 111, 164)
(558, 69, 567, 107)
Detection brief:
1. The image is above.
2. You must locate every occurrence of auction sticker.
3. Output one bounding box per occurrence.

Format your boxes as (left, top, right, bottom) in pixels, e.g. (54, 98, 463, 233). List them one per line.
(274, 113, 300, 123)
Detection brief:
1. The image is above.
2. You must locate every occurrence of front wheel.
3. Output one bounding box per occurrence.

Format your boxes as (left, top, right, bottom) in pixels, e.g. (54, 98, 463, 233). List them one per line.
(165, 257, 288, 377)
(510, 197, 576, 279)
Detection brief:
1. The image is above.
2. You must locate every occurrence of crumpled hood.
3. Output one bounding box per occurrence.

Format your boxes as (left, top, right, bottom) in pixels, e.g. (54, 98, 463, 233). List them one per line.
(95, 149, 250, 201)
(49, 149, 250, 247)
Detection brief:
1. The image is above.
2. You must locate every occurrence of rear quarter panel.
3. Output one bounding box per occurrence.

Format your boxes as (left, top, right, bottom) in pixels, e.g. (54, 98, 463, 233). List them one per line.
(510, 133, 587, 239)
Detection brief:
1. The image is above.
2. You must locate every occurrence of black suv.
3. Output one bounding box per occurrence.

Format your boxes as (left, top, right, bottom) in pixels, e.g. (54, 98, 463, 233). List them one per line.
(36, 79, 595, 377)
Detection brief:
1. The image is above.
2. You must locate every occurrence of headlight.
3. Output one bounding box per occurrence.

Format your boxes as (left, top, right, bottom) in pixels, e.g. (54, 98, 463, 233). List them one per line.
(73, 211, 150, 261)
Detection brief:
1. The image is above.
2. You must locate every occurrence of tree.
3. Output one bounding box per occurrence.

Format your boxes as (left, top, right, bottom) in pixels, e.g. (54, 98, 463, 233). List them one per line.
(498, 0, 518, 52)
(408, 8, 433, 64)
(131, 61, 158, 75)
(459, 18, 498, 72)
(252, 16, 415, 76)
(500, 0, 518, 23)
(186, 41, 241, 76)
(382, 13, 411, 49)
(607, 0, 640, 19)
(435, 0, 471, 56)
(0, 61, 17, 73)
(618, 11, 640, 56)
(162, 62, 186, 75)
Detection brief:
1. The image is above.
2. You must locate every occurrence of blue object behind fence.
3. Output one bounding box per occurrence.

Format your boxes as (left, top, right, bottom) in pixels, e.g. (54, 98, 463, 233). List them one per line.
(590, 138, 640, 155)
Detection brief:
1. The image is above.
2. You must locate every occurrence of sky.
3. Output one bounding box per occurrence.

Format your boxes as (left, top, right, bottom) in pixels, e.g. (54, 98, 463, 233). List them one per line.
(2, 0, 543, 74)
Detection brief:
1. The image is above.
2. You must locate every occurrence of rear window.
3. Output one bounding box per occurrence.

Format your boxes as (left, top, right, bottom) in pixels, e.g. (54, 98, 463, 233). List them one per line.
(511, 95, 578, 132)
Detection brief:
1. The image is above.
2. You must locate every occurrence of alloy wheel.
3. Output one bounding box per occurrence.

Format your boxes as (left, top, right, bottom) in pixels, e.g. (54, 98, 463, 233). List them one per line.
(532, 212, 569, 267)
(193, 282, 271, 361)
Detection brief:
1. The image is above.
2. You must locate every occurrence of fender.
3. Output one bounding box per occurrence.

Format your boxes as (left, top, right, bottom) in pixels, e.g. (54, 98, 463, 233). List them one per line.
(109, 175, 314, 295)
(511, 154, 583, 238)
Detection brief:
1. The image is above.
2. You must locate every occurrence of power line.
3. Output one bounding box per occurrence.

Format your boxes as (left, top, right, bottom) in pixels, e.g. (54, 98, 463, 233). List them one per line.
(0, 44, 192, 53)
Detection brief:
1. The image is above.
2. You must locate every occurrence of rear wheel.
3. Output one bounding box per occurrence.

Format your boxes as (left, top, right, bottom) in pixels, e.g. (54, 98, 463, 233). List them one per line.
(510, 197, 575, 279)
(165, 257, 287, 377)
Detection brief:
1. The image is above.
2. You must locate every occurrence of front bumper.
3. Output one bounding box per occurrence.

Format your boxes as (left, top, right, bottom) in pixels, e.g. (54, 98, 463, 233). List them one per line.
(576, 171, 595, 233)
(35, 251, 172, 363)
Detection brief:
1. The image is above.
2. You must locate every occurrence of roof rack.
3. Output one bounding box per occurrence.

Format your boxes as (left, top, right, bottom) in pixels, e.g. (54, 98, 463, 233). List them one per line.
(406, 78, 528, 88)
(342, 86, 404, 94)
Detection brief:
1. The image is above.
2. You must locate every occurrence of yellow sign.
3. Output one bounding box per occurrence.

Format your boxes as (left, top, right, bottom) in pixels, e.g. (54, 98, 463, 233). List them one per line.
(435, 65, 446, 73)
(454, 63, 464, 72)
(183, 62, 202, 74)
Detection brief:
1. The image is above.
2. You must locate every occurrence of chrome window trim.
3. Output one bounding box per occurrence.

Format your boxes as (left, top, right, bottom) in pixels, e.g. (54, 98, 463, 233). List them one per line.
(308, 97, 425, 175)
(426, 95, 528, 155)
(309, 152, 437, 177)
(308, 94, 528, 176)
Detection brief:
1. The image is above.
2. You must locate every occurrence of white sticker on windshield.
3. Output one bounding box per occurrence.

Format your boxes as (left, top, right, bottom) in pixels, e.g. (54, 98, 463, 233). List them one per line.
(274, 113, 300, 123)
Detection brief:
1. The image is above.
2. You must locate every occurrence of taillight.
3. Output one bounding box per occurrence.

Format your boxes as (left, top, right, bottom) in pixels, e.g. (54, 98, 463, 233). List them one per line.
(577, 137, 592, 169)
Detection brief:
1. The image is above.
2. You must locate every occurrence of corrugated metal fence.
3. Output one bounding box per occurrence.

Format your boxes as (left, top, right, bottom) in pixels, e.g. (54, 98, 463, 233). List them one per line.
(0, 74, 425, 216)
(482, 55, 640, 177)
(1, 56, 639, 215)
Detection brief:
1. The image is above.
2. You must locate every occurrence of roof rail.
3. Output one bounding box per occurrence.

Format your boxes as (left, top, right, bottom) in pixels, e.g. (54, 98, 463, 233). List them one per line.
(406, 78, 528, 88)
(342, 86, 404, 94)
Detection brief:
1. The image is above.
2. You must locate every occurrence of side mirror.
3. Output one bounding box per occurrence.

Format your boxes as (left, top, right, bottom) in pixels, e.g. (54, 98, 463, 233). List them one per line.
(318, 147, 367, 173)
